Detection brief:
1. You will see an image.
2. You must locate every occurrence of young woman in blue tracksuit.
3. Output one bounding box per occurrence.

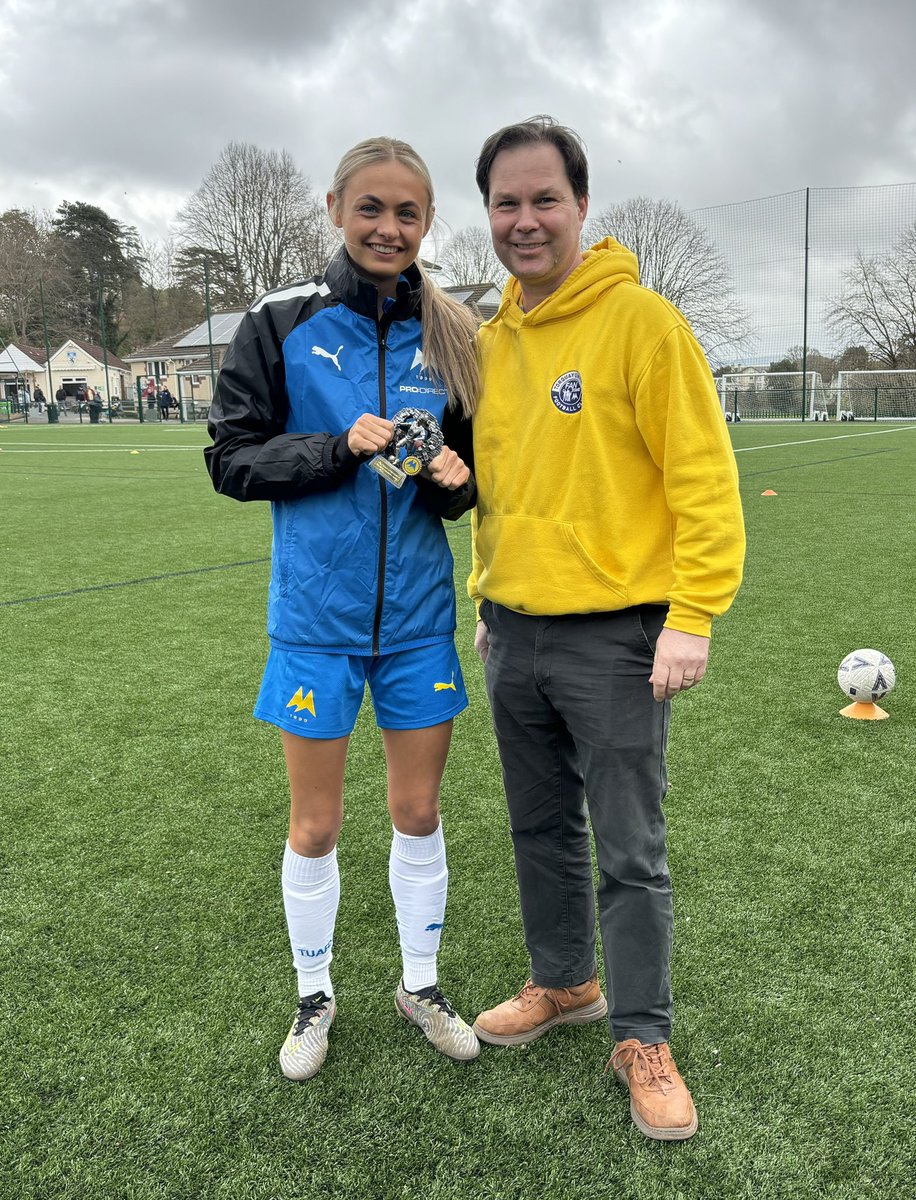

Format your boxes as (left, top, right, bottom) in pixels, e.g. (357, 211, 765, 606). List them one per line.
(205, 137, 481, 1078)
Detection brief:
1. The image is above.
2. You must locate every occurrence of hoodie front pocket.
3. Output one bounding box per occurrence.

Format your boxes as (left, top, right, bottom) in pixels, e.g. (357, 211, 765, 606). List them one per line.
(477, 514, 628, 610)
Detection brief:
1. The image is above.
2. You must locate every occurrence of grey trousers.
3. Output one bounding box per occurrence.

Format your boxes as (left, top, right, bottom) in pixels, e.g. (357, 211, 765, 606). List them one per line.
(482, 601, 674, 1044)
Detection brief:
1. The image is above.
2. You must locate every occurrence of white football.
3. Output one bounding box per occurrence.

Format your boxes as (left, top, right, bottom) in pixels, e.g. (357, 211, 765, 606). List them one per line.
(837, 649, 896, 703)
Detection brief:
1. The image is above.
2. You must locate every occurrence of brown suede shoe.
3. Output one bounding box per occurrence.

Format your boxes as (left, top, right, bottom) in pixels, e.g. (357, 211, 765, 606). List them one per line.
(473, 977, 608, 1045)
(608, 1039, 698, 1141)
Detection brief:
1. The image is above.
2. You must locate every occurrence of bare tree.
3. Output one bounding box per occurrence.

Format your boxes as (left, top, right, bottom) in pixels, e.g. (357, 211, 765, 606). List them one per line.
(827, 224, 916, 368)
(586, 197, 751, 358)
(287, 197, 339, 281)
(176, 142, 325, 306)
(767, 346, 838, 384)
(138, 237, 175, 292)
(120, 237, 204, 350)
(439, 226, 507, 288)
(0, 208, 63, 343)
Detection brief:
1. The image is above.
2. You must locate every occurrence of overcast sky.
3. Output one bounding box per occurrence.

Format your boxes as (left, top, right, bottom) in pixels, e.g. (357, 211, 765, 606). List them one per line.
(2, 0, 915, 252)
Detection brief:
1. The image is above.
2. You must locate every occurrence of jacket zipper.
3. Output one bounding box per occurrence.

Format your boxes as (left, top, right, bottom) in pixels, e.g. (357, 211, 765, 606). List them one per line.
(372, 317, 390, 656)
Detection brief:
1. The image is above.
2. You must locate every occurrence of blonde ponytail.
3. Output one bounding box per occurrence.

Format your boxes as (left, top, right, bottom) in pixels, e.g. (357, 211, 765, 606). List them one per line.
(416, 264, 480, 419)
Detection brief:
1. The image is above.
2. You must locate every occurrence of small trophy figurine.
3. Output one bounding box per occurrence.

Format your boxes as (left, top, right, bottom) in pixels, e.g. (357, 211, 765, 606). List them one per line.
(367, 407, 445, 489)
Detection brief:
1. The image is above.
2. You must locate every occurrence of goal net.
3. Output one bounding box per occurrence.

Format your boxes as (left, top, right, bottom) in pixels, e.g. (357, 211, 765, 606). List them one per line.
(716, 371, 829, 421)
(834, 369, 916, 421)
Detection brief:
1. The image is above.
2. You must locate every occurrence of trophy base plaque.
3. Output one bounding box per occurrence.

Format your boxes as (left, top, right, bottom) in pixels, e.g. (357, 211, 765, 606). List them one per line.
(367, 454, 408, 488)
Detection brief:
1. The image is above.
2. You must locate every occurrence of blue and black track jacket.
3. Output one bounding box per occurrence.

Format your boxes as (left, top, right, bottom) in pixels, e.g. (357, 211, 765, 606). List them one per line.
(205, 249, 476, 657)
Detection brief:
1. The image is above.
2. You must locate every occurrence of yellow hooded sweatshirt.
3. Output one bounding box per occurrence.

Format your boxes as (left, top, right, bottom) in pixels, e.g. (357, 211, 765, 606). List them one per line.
(468, 238, 745, 638)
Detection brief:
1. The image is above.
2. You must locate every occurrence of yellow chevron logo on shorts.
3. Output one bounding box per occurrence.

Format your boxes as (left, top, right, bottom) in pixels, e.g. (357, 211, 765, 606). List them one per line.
(287, 687, 316, 716)
(434, 673, 456, 693)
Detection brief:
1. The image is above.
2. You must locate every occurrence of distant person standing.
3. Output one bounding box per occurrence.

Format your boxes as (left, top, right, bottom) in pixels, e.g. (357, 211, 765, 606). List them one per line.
(55, 385, 67, 414)
(161, 386, 177, 418)
(33, 386, 46, 413)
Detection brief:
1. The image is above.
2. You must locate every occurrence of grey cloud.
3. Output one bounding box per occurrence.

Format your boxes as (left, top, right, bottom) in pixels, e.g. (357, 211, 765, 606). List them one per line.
(1, 0, 914, 248)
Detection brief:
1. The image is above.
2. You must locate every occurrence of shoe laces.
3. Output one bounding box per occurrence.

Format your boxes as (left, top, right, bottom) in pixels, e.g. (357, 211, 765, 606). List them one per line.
(293, 991, 331, 1035)
(513, 980, 545, 1005)
(608, 1042, 677, 1094)
(515, 980, 579, 1016)
(408, 983, 456, 1017)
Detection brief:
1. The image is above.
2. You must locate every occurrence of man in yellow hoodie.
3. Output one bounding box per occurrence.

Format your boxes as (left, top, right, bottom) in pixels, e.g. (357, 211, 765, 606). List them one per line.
(468, 116, 745, 1142)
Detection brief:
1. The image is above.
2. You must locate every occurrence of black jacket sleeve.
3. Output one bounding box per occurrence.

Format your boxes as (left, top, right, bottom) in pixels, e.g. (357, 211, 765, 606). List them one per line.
(204, 307, 361, 502)
(412, 403, 477, 521)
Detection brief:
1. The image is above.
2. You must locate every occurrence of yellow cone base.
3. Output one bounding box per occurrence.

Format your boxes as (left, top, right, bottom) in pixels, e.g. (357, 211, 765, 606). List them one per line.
(840, 701, 890, 720)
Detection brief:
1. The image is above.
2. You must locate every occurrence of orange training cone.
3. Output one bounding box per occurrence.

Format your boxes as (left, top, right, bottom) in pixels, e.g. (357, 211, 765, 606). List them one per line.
(840, 700, 890, 720)
(761, 489, 777, 496)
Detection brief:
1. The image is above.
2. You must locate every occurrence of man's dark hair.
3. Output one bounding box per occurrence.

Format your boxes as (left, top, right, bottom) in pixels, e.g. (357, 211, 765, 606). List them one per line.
(475, 115, 589, 206)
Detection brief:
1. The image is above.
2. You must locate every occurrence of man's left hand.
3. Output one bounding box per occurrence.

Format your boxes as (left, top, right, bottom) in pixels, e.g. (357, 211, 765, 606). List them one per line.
(649, 628, 710, 702)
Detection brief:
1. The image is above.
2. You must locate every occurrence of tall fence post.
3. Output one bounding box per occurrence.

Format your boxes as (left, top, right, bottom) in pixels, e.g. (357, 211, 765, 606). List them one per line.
(39, 279, 55, 420)
(801, 187, 810, 421)
(98, 275, 113, 422)
(204, 259, 216, 399)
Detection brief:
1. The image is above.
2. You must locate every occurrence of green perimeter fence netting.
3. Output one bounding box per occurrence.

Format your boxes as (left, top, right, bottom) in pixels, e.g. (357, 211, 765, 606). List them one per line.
(693, 185, 916, 421)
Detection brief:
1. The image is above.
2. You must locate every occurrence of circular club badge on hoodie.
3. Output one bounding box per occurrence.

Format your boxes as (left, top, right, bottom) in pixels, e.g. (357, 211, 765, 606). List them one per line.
(551, 371, 583, 414)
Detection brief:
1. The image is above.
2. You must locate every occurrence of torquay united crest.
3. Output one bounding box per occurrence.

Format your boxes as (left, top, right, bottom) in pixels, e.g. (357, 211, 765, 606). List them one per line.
(551, 371, 583, 414)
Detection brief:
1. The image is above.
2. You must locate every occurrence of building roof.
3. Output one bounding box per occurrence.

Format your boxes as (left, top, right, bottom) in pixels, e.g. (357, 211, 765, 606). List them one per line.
(174, 312, 245, 347)
(441, 282, 502, 320)
(121, 331, 193, 361)
(18, 342, 48, 366)
(125, 312, 245, 361)
(0, 344, 46, 373)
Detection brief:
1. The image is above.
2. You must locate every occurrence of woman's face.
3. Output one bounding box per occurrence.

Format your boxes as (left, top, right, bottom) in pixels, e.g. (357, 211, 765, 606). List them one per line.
(329, 160, 433, 296)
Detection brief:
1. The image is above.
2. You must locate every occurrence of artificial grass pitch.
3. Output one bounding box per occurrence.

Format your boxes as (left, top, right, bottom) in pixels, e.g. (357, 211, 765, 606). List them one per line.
(1, 421, 915, 1198)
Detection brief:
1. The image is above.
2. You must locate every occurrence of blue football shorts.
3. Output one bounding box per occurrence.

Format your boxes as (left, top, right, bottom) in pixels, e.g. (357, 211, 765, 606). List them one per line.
(254, 640, 469, 739)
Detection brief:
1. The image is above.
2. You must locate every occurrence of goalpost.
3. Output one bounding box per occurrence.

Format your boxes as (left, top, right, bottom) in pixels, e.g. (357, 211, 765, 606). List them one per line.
(834, 369, 916, 421)
(716, 371, 829, 421)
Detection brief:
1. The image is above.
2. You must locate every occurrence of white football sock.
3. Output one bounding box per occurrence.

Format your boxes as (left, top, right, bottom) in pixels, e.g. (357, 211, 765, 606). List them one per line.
(389, 821, 447, 992)
(282, 841, 339, 998)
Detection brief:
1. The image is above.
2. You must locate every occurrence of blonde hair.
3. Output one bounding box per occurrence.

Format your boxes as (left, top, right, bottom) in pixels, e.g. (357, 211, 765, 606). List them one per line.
(329, 137, 479, 418)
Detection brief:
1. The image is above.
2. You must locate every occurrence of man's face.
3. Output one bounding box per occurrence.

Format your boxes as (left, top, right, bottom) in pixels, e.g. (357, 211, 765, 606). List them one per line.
(486, 142, 588, 308)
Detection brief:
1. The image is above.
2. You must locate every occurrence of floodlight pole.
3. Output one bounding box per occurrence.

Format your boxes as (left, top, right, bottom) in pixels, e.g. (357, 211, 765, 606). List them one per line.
(98, 275, 113, 422)
(204, 258, 216, 398)
(39, 279, 55, 409)
(800, 187, 810, 422)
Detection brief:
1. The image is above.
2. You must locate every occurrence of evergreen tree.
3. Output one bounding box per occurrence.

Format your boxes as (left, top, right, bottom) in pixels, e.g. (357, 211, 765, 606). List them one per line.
(51, 201, 143, 348)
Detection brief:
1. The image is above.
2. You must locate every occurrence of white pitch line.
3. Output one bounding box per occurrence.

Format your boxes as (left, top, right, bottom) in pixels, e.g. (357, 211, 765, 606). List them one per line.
(733, 426, 916, 453)
(0, 437, 204, 447)
(0, 446, 203, 454)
